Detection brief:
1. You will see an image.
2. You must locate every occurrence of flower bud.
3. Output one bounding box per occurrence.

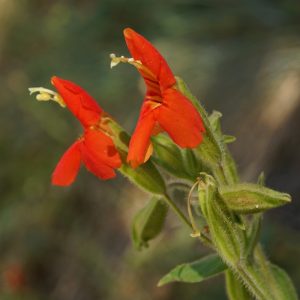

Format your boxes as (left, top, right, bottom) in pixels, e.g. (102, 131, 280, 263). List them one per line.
(132, 196, 168, 250)
(219, 183, 291, 214)
(198, 173, 244, 265)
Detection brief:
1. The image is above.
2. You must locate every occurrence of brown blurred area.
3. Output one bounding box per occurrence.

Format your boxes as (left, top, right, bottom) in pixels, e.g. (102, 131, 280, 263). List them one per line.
(0, 0, 300, 299)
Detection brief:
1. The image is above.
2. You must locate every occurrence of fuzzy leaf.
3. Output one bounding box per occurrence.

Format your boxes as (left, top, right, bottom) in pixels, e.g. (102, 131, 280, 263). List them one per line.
(158, 254, 227, 286)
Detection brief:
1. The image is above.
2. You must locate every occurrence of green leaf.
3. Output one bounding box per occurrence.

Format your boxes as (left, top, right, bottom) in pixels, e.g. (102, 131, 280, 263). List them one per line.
(132, 197, 168, 250)
(219, 183, 291, 214)
(270, 264, 298, 300)
(158, 254, 227, 286)
(225, 270, 253, 300)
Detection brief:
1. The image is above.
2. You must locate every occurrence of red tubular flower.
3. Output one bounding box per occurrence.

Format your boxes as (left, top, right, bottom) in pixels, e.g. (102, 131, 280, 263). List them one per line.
(49, 77, 121, 186)
(118, 28, 205, 168)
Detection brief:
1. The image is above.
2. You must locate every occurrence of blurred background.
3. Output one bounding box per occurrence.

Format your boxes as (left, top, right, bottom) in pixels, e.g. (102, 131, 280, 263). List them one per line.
(0, 0, 300, 299)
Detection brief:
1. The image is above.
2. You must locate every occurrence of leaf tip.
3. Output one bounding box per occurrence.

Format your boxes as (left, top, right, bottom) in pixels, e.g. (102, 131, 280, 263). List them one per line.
(157, 276, 170, 287)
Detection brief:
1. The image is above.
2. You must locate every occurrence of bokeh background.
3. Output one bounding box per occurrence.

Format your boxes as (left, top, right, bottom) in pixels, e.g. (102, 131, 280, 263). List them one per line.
(1, 0, 300, 299)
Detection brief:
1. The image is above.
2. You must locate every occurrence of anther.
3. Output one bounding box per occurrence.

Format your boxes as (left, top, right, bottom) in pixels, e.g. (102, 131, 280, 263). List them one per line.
(28, 87, 66, 107)
(190, 232, 201, 238)
(109, 53, 143, 69)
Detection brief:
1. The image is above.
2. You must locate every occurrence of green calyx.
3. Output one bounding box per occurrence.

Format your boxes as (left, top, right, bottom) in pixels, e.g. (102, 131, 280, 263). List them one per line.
(107, 119, 166, 195)
(219, 183, 291, 214)
(152, 134, 203, 181)
(197, 173, 244, 264)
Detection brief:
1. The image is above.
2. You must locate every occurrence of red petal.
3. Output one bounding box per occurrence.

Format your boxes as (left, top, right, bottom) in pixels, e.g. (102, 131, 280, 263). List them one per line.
(52, 140, 82, 186)
(124, 28, 176, 92)
(80, 144, 117, 180)
(79, 128, 121, 180)
(127, 102, 156, 168)
(51, 76, 102, 127)
(83, 129, 122, 169)
(155, 88, 205, 148)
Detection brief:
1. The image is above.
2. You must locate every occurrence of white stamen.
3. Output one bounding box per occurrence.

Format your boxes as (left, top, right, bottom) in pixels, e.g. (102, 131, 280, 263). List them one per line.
(29, 87, 57, 96)
(53, 94, 65, 107)
(190, 232, 201, 238)
(110, 59, 120, 69)
(109, 54, 143, 70)
(28, 87, 66, 107)
(36, 93, 52, 101)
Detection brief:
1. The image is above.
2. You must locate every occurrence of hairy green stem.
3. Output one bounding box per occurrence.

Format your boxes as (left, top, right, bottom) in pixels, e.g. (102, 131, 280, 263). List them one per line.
(236, 262, 271, 300)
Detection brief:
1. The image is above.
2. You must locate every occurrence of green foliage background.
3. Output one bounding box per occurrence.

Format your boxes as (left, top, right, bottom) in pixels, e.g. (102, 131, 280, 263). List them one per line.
(0, 0, 300, 299)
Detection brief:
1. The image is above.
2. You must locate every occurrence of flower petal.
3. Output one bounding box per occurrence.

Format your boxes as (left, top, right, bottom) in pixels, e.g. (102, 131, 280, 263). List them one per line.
(81, 144, 117, 180)
(83, 129, 122, 169)
(52, 140, 82, 186)
(155, 88, 205, 148)
(124, 28, 176, 92)
(51, 76, 102, 127)
(127, 102, 156, 168)
(81, 128, 121, 180)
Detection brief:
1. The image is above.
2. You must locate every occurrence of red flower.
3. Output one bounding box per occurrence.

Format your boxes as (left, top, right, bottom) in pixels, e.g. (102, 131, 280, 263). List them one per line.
(50, 77, 121, 186)
(119, 28, 205, 168)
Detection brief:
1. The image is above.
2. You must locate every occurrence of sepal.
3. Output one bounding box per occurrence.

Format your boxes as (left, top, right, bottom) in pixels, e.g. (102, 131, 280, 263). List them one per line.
(108, 119, 166, 195)
(243, 214, 262, 260)
(152, 134, 202, 181)
(223, 135, 236, 144)
(208, 110, 222, 134)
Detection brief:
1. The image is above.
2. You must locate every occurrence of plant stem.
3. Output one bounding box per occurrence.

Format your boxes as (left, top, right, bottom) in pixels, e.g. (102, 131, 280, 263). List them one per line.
(177, 77, 297, 299)
(236, 262, 271, 300)
(163, 194, 192, 229)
